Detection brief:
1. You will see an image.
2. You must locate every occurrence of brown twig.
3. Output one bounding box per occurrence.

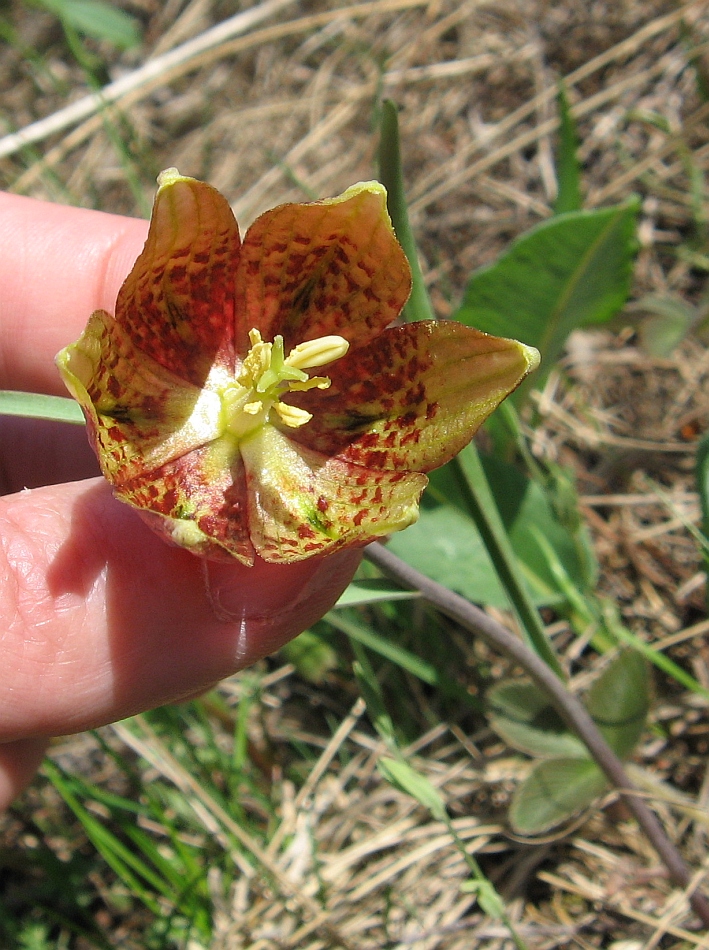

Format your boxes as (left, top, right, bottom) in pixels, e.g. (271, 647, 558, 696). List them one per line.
(365, 541, 709, 928)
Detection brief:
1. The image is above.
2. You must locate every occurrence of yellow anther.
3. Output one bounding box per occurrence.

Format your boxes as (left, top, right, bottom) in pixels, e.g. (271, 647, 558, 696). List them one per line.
(289, 375, 331, 393)
(274, 402, 313, 428)
(222, 328, 346, 439)
(285, 335, 349, 370)
(237, 329, 272, 386)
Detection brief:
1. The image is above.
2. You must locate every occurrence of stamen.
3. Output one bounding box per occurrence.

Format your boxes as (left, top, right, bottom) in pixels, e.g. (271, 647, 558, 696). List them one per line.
(289, 376, 331, 392)
(275, 402, 313, 428)
(223, 328, 348, 439)
(285, 335, 349, 370)
(238, 329, 272, 387)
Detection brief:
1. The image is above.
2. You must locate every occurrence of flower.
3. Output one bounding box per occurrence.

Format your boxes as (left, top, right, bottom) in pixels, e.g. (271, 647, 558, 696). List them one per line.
(57, 169, 539, 565)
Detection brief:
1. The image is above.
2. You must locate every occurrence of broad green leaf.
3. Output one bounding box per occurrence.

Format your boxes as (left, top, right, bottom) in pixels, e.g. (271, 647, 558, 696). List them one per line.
(388, 453, 589, 609)
(488, 681, 587, 759)
(0, 390, 85, 424)
(604, 606, 709, 700)
(386, 503, 509, 607)
(554, 84, 582, 214)
(335, 578, 420, 608)
(585, 650, 649, 759)
(453, 201, 638, 393)
(633, 294, 696, 357)
(37, 0, 142, 48)
(378, 757, 448, 822)
(509, 757, 608, 835)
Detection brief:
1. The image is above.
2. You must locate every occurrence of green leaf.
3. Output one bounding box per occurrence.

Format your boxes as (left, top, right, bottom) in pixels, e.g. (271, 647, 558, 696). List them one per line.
(633, 294, 696, 357)
(453, 201, 638, 394)
(554, 83, 582, 214)
(386, 503, 509, 607)
(280, 630, 338, 684)
(36, 0, 141, 48)
(334, 578, 420, 607)
(387, 452, 589, 611)
(0, 390, 85, 424)
(488, 681, 587, 759)
(460, 880, 506, 919)
(378, 757, 448, 822)
(585, 650, 649, 759)
(509, 757, 608, 835)
(352, 651, 397, 751)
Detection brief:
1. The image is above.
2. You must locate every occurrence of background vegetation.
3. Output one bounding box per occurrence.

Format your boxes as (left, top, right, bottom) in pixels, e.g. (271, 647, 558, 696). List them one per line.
(1, 0, 709, 947)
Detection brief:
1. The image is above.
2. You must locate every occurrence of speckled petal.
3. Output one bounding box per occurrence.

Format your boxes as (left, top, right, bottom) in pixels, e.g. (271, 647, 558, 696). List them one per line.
(235, 182, 411, 354)
(115, 436, 256, 565)
(116, 170, 241, 386)
(286, 321, 540, 472)
(56, 309, 223, 486)
(239, 426, 427, 562)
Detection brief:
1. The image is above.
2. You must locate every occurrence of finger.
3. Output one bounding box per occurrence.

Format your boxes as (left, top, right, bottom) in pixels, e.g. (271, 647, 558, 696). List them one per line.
(0, 738, 49, 810)
(0, 477, 360, 742)
(0, 192, 148, 395)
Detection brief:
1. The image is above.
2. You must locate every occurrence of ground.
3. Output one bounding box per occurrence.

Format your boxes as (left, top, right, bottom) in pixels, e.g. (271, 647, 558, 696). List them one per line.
(1, 0, 708, 947)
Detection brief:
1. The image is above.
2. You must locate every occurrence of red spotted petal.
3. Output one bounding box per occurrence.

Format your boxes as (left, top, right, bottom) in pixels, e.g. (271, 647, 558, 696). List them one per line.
(56, 309, 224, 486)
(239, 426, 427, 562)
(286, 321, 540, 472)
(116, 170, 240, 386)
(235, 182, 411, 354)
(116, 437, 256, 565)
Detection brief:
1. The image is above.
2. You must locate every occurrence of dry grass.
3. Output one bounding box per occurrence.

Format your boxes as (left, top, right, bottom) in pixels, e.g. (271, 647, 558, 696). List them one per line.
(2, 0, 709, 947)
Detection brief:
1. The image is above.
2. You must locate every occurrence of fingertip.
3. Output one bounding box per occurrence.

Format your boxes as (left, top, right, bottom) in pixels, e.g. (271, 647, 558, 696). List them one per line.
(0, 477, 361, 738)
(0, 738, 49, 811)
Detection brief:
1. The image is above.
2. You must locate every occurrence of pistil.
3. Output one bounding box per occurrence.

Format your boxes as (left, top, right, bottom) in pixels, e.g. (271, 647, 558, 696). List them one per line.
(220, 328, 348, 440)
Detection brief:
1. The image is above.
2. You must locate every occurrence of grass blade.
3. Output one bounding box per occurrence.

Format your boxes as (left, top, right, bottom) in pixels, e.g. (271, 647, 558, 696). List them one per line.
(378, 99, 435, 323)
(454, 443, 565, 677)
(0, 390, 84, 424)
(554, 82, 582, 214)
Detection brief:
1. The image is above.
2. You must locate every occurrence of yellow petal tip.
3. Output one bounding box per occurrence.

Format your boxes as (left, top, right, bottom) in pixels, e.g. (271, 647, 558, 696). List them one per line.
(521, 343, 541, 374)
(157, 166, 187, 189)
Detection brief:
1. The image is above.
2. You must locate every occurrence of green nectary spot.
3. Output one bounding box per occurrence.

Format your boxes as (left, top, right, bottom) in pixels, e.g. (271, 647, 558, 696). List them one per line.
(306, 507, 336, 537)
(100, 404, 134, 423)
(340, 411, 383, 432)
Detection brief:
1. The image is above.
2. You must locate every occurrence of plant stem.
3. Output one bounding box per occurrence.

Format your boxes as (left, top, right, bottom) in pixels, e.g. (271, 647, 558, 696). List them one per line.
(365, 541, 709, 927)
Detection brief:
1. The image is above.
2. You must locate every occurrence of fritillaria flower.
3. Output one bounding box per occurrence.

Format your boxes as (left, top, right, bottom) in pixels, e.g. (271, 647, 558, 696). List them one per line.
(57, 169, 539, 565)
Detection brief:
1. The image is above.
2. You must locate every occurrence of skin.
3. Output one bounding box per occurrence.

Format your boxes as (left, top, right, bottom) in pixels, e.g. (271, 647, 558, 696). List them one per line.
(0, 192, 361, 809)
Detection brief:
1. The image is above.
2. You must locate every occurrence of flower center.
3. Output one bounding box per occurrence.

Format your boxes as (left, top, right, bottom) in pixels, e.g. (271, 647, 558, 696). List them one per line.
(220, 328, 349, 440)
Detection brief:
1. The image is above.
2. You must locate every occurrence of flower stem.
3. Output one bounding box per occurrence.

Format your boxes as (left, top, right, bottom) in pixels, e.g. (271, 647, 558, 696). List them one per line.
(365, 540, 709, 928)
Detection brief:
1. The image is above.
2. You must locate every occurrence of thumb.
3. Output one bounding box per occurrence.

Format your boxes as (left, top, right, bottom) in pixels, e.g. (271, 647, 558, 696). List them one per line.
(0, 477, 360, 743)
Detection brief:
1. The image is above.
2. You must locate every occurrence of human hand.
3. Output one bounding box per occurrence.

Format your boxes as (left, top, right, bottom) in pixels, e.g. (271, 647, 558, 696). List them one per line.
(0, 192, 361, 809)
